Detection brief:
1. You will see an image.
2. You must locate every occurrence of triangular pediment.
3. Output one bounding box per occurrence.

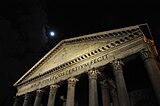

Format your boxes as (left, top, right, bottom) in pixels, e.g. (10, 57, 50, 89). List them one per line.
(14, 25, 143, 86)
(23, 38, 117, 81)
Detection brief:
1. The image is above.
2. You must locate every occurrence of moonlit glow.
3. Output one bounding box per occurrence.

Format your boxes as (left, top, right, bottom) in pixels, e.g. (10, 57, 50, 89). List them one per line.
(50, 31, 55, 36)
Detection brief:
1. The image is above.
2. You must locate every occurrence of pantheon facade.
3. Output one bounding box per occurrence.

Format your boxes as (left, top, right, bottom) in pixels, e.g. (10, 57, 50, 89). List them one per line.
(13, 24, 160, 106)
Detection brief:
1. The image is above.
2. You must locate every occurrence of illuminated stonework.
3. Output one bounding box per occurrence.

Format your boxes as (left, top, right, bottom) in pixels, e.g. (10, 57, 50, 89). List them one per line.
(13, 24, 160, 106)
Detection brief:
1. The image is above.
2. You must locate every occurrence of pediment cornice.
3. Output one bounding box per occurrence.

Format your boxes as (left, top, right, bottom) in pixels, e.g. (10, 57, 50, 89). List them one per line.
(14, 25, 143, 87)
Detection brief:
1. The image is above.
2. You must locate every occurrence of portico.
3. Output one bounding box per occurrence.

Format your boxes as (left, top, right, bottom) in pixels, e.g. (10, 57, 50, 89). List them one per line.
(13, 24, 160, 106)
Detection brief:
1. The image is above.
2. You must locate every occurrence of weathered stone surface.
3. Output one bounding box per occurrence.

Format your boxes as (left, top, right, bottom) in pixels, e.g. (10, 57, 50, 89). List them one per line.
(33, 89, 44, 106)
(47, 84, 59, 106)
(112, 59, 130, 106)
(88, 69, 99, 106)
(14, 25, 149, 97)
(66, 77, 78, 106)
(22, 93, 32, 106)
(99, 80, 110, 106)
(140, 48, 160, 105)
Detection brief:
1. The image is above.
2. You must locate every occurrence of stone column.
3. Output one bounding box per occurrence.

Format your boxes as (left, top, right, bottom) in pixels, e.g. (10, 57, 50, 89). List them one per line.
(22, 92, 32, 106)
(110, 88, 119, 106)
(33, 89, 44, 106)
(140, 48, 160, 105)
(88, 68, 99, 106)
(99, 80, 110, 106)
(60, 96, 66, 106)
(66, 77, 79, 106)
(47, 84, 59, 106)
(13, 96, 19, 106)
(111, 60, 130, 106)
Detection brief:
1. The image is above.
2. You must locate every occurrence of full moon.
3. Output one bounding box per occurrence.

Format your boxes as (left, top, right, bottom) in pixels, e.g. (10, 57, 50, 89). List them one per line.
(49, 31, 55, 37)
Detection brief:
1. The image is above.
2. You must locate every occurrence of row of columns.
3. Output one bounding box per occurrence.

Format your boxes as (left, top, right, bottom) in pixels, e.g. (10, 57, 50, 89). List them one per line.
(13, 48, 160, 106)
(140, 48, 160, 105)
(14, 62, 129, 106)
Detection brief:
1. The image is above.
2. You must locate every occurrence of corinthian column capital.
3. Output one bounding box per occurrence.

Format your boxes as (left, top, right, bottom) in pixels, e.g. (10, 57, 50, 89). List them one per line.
(140, 48, 152, 60)
(66, 77, 78, 106)
(47, 84, 59, 106)
(68, 77, 79, 87)
(50, 84, 60, 89)
(36, 89, 44, 96)
(111, 59, 124, 73)
(36, 89, 43, 93)
(88, 68, 100, 79)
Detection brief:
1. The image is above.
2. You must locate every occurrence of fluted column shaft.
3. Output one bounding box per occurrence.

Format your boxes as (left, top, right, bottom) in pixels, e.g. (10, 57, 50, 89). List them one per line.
(47, 84, 59, 106)
(33, 89, 43, 106)
(99, 80, 110, 106)
(112, 60, 130, 106)
(110, 88, 119, 106)
(66, 77, 78, 106)
(13, 96, 19, 106)
(140, 48, 160, 105)
(22, 92, 32, 106)
(88, 69, 99, 106)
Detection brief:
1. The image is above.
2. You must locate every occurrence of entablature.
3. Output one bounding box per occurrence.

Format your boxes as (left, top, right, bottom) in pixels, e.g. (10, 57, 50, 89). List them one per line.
(16, 32, 147, 96)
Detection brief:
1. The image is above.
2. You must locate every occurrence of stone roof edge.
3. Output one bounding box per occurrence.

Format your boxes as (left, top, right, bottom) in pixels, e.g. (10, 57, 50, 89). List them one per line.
(13, 40, 65, 87)
(13, 24, 140, 87)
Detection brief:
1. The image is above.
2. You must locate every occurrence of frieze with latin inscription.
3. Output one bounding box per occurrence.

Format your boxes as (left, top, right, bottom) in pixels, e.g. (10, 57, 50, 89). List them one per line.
(17, 36, 146, 96)
(17, 54, 108, 95)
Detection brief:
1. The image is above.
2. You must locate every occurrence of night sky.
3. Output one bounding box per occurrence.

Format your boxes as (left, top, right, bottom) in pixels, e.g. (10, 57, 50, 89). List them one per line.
(0, 0, 160, 105)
